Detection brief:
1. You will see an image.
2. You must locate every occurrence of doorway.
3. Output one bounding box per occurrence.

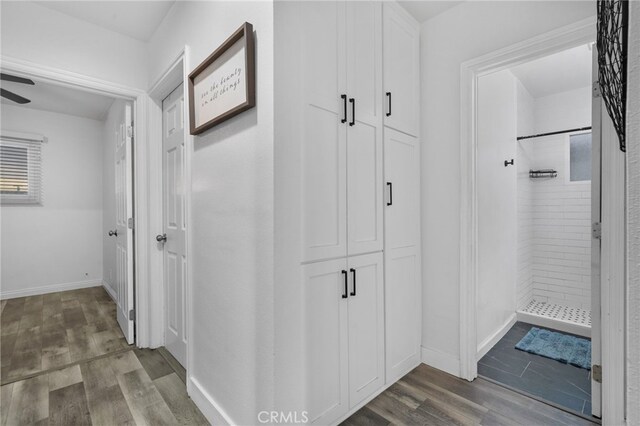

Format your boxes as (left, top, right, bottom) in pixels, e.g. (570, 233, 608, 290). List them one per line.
(475, 44, 595, 417)
(0, 71, 137, 382)
(459, 18, 625, 424)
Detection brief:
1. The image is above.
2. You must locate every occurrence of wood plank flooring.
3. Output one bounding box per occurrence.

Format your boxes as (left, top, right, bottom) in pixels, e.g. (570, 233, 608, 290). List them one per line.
(342, 363, 598, 426)
(0, 347, 208, 425)
(1, 287, 127, 384)
(1, 288, 208, 425)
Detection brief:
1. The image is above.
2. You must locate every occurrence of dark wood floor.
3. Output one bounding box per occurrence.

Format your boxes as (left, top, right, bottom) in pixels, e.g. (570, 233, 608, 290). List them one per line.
(1, 288, 208, 425)
(342, 363, 597, 426)
(1, 347, 208, 425)
(479, 322, 592, 416)
(1, 287, 128, 384)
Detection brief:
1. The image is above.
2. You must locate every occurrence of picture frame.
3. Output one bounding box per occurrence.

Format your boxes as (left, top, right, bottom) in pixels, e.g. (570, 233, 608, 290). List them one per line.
(188, 22, 255, 135)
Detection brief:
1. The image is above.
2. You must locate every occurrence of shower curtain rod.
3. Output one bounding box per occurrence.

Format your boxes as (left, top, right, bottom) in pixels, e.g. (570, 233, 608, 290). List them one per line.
(517, 126, 592, 141)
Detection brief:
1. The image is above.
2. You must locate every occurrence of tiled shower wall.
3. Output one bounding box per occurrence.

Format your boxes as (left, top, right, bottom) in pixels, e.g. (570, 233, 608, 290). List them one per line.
(516, 85, 592, 311)
(529, 137, 591, 309)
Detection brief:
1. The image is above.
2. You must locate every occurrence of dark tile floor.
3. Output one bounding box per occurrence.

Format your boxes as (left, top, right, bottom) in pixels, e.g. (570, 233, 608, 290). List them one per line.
(478, 322, 593, 417)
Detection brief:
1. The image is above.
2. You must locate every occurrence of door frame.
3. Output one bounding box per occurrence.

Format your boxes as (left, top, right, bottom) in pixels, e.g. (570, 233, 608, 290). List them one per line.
(459, 16, 624, 422)
(0, 55, 155, 347)
(147, 47, 194, 375)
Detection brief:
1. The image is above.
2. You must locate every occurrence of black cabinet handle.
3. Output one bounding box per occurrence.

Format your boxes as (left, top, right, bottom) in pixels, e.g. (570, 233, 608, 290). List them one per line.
(386, 92, 391, 117)
(387, 182, 393, 206)
(341, 270, 348, 298)
(350, 268, 356, 296)
(341, 94, 347, 123)
(504, 159, 514, 167)
(349, 98, 355, 126)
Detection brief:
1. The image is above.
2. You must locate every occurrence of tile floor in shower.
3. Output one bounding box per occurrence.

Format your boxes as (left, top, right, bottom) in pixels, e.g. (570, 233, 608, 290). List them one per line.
(521, 300, 592, 327)
(478, 321, 593, 418)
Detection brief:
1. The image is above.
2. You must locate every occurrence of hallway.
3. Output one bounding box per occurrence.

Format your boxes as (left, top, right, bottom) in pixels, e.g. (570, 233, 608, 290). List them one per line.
(0, 288, 207, 425)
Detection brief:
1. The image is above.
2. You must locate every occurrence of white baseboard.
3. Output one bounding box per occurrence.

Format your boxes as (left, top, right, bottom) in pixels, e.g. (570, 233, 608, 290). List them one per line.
(476, 313, 517, 361)
(187, 376, 235, 426)
(421, 346, 461, 377)
(0, 279, 103, 300)
(516, 310, 590, 338)
(102, 281, 117, 302)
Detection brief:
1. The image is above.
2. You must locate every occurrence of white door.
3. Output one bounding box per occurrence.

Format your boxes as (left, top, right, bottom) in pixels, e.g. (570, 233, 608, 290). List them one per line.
(346, 1, 384, 256)
(590, 51, 602, 418)
(115, 102, 135, 344)
(301, 1, 348, 263)
(347, 252, 384, 407)
(383, 128, 421, 381)
(303, 258, 349, 425)
(382, 2, 419, 137)
(161, 84, 187, 366)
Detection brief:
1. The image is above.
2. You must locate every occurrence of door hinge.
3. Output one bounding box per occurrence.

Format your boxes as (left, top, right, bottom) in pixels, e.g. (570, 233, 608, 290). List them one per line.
(593, 82, 602, 98)
(592, 222, 602, 239)
(592, 364, 602, 383)
(127, 125, 133, 138)
(128, 218, 134, 230)
(129, 309, 135, 321)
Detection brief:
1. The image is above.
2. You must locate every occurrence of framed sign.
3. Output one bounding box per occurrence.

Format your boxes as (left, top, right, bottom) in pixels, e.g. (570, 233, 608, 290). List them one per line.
(188, 22, 255, 135)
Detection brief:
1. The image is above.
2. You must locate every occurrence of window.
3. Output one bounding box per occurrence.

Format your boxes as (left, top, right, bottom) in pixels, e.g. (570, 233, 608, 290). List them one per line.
(0, 136, 43, 204)
(569, 132, 592, 182)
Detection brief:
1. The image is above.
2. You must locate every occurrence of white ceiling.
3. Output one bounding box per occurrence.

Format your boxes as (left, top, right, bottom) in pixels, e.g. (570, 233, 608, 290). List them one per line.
(510, 44, 593, 98)
(1, 77, 115, 121)
(34, 1, 175, 42)
(398, 1, 464, 23)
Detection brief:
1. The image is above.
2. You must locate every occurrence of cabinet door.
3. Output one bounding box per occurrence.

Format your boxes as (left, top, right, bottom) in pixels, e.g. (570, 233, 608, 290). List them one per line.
(303, 258, 349, 424)
(384, 129, 419, 250)
(383, 2, 419, 136)
(384, 129, 421, 382)
(384, 246, 421, 382)
(301, 1, 348, 263)
(347, 252, 385, 407)
(346, 1, 384, 257)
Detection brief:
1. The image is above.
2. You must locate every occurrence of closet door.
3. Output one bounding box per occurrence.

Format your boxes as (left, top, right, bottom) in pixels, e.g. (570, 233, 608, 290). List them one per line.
(384, 128, 421, 382)
(301, 1, 348, 263)
(303, 258, 349, 424)
(382, 2, 419, 137)
(347, 252, 385, 407)
(346, 1, 383, 256)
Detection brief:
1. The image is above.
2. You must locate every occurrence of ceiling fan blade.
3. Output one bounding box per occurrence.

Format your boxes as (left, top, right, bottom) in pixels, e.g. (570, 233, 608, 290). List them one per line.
(1, 89, 31, 104)
(0, 73, 35, 85)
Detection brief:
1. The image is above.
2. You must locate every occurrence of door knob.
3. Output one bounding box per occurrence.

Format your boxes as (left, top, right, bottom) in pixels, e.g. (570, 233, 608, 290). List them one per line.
(156, 233, 167, 243)
(108, 230, 118, 237)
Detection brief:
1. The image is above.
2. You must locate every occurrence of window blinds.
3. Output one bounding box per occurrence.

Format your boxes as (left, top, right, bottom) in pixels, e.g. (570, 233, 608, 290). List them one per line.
(0, 133, 45, 204)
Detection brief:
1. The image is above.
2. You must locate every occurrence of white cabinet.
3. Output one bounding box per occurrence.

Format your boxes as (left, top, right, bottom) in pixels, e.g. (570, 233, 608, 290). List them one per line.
(301, 1, 383, 263)
(303, 258, 349, 425)
(384, 128, 422, 382)
(304, 253, 384, 425)
(383, 2, 420, 137)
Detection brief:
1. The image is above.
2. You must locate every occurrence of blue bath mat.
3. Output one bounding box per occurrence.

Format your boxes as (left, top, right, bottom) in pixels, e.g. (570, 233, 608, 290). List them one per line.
(515, 327, 591, 370)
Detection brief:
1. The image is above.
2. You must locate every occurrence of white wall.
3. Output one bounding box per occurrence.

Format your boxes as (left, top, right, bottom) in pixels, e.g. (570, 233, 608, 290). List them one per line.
(516, 80, 535, 309)
(476, 70, 517, 353)
(147, 3, 274, 424)
(102, 100, 126, 297)
(1, 105, 104, 297)
(627, 3, 640, 422)
(0, 1, 147, 90)
(420, 0, 595, 364)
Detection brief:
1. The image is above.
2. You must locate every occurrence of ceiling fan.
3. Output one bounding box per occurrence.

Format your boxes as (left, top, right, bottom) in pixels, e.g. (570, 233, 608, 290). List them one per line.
(0, 73, 34, 104)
